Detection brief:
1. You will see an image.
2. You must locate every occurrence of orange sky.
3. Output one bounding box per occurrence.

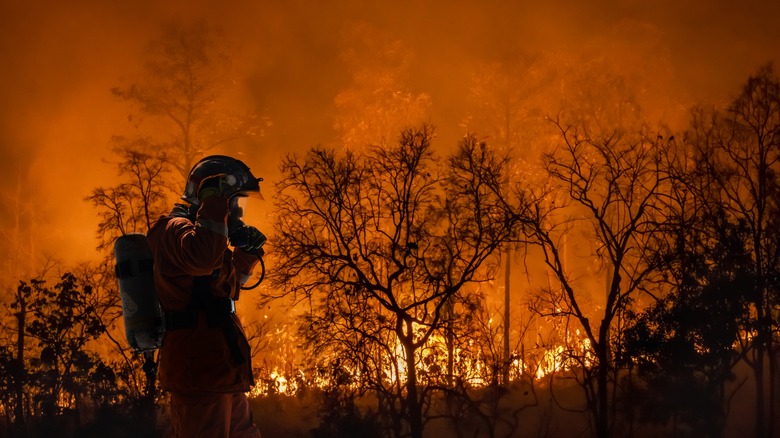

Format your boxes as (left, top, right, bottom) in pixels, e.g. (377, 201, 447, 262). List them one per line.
(1, 0, 779, 267)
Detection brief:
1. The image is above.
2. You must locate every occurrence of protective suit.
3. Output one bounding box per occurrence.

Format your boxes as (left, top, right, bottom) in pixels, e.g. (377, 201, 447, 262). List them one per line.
(148, 155, 265, 438)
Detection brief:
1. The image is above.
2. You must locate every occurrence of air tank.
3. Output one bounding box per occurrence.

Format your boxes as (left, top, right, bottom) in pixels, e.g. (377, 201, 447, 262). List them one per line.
(114, 233, 164, 353)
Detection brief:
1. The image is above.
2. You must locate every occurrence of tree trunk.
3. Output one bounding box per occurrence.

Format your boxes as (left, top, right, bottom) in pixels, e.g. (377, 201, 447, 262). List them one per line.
(404, 340, 423, 438)
(596, 330, 610, 438)
(754, 282, 771, 438)
(755, 345, 765, 438)
(503, 246, 511, 385)
(13, 291, 26, 438)
(445, 301, 454, 387)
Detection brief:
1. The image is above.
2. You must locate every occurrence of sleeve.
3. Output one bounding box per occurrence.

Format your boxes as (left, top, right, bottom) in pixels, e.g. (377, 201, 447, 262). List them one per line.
(233, 248, 261, 286)
(155, 197, 231, 276)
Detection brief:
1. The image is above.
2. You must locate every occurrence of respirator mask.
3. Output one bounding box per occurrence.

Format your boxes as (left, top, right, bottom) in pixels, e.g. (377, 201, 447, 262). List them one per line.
(228, 196, 250, 235)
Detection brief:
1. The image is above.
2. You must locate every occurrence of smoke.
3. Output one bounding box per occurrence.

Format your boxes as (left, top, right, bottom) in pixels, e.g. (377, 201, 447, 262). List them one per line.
(0, 0, 778, 265)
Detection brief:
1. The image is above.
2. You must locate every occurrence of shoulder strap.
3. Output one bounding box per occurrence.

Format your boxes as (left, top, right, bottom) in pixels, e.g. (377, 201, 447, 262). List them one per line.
(189, 272, 246, 365)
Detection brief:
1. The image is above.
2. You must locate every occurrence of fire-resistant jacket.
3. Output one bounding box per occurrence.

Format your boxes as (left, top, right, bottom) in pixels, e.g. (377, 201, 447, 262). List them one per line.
(147, 196, 260, 394)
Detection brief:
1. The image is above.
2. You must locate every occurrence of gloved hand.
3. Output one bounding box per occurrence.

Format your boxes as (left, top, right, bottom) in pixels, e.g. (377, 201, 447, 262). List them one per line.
(229, 225, 267, 253)
(197, 174, 237, 201)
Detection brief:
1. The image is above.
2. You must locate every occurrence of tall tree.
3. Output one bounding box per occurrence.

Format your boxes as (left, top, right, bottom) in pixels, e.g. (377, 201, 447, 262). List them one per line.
(270, 126, 525, 438)
(462, 51, 557, 385)
(524, 118, 672, 437)
(462, 50, 559, 160)
(687, 63, 780, 438)
(112, 20, 268, 185)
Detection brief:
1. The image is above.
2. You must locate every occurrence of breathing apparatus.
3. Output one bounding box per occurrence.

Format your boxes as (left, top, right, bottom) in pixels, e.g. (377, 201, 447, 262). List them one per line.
(115, 233, 164, 353)
(229, 196, 266, 290)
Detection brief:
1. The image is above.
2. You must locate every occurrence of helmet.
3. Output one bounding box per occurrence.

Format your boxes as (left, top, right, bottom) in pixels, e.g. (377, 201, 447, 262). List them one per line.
(182, 155, 262, 205)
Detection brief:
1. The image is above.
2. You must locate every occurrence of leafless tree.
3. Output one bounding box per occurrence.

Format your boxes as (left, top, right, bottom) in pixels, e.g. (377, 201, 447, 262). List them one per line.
(269, 125, 527, 438)
(523, 116, 672, 438)
(86, 148, 170, 254)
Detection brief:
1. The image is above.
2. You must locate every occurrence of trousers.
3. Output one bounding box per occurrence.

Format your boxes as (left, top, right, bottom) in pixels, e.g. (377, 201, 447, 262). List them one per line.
(170, 391, 262, 438)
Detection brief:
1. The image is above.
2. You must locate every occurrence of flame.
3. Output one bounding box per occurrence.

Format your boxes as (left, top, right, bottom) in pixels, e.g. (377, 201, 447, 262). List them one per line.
(247, 318, 595, 397)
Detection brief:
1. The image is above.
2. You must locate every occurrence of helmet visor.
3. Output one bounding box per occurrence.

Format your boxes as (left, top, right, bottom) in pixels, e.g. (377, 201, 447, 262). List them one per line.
(236, 174, 263, 200)
(234, 187, 264, 201)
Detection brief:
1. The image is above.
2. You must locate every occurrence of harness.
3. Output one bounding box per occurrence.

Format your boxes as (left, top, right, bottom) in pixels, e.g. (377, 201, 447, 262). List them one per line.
(164, 271, 247, 365)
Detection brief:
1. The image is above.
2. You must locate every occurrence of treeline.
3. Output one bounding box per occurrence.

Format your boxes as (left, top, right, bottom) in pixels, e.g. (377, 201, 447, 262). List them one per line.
(261, 63, 780, 438)
(0, 20, 778, 438)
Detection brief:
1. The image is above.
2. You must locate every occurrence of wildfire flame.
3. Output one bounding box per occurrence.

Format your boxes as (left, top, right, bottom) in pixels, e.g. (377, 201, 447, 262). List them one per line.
(248, 321, 594, 397)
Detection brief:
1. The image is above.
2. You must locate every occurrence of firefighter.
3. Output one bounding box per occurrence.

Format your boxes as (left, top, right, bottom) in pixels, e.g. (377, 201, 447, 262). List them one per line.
(147, 155, 266, 438)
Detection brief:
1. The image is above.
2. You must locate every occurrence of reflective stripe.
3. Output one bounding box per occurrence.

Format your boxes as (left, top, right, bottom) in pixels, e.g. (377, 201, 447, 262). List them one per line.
(197, 218, 228, 237)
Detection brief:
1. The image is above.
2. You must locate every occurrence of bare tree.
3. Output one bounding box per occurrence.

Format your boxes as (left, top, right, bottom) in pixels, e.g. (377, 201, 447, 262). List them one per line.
(269, 125, 526, 438)
(86, 148, 170, 253)
(524, 117, 672, 437)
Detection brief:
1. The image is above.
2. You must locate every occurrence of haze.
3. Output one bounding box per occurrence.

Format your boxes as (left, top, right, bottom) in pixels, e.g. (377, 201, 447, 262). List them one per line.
(1, 0, 779, 266)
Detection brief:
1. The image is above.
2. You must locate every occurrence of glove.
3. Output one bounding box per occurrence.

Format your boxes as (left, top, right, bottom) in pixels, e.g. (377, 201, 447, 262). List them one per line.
(229, 225, 267, 253)
(198, 174, 237, 201)
(228, 215, 245, 236)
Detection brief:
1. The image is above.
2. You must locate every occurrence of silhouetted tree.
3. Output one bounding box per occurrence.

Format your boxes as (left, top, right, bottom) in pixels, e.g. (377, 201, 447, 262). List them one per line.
(621, 208, 752, 436)
(270, 125, 526, 438)
(87, 148, 170, 254)
(0, 273, 113, 437)
(0, 280, 30, 437)
(524, 117, 673, 438)
(686, 63, 780, 438)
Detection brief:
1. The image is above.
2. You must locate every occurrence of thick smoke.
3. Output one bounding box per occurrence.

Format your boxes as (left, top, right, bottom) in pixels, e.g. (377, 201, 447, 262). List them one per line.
(1, 0, 778, 264)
